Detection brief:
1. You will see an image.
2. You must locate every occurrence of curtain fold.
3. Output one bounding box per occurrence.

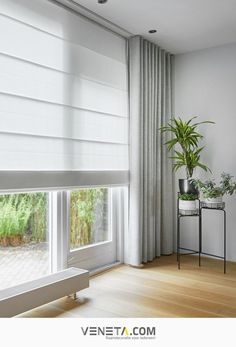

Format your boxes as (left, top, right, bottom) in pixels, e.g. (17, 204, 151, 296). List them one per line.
(128, 36, 174, 266)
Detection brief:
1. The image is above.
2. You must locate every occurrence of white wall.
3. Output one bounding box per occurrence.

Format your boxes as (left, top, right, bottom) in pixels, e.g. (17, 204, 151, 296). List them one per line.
(0, 0, 128, 171)
(175, 42, 236, 262)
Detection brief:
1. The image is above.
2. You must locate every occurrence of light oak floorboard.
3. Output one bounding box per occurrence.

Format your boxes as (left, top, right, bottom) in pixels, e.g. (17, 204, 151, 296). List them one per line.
(18, 255, 236, 318)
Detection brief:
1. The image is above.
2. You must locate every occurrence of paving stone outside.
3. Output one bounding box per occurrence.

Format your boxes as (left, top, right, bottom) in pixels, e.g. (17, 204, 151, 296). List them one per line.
(0, 242, 49, 290)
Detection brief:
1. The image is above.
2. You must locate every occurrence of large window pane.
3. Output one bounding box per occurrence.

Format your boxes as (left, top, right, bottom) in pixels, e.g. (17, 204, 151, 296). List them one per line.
(0, 192, 49, 290)
(70, 188, 109, 250)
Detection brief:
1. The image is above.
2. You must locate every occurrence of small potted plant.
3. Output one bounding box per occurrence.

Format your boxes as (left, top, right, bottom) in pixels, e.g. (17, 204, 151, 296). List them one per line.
(192, 173, 236, 204)
(179, 193, 198, 211)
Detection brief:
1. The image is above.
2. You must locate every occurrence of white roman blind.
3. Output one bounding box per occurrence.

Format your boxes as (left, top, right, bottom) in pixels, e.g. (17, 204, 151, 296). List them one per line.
(0, 0, 129, 179)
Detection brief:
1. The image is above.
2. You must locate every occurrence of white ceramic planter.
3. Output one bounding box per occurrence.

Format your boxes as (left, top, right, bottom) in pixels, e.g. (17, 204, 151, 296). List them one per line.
(203, 196, 223, 204)
(179, 199, 197, 211)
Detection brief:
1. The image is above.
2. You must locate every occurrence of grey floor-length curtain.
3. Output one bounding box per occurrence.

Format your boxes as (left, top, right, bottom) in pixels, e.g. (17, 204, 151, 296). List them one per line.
(128, 36, 174, 266)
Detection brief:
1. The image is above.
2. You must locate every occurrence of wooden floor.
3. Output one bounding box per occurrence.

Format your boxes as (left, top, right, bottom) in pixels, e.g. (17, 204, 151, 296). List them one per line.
(18, 254, 236, 318)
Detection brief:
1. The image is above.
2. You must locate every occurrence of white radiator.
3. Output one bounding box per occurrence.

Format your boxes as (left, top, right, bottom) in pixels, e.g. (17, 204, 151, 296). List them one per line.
(0, 267, 89, 317)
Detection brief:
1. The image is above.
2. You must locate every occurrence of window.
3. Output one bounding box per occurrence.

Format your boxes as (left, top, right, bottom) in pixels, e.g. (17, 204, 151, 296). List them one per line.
(70, 188, 110, 250)
(0, 186, 127, 289)
(0, 0, 129, 290)
(67, 186, 127, 271)
(0, 192, 49, 290)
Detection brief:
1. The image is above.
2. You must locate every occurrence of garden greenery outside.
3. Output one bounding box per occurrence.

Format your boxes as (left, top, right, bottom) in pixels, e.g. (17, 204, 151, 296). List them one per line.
(0, 193, 47, 246)
(0, 188, 108, 248)
(70, 188, 108, 249)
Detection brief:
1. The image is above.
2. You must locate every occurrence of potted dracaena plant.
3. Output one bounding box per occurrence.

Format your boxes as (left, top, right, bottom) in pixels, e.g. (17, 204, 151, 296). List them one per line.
(192, 173, 236, 205)
(159, 116, 214, 194)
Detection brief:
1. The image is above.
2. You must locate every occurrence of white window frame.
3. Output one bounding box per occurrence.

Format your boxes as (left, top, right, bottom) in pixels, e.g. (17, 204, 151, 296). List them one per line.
(66, 186, 127, 271)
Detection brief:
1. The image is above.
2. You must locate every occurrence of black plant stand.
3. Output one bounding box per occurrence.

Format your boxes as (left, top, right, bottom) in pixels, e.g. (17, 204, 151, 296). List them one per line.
(177, 194, 201, 270)
(177, 196, 227, 273)
(199, 202, 227, 273)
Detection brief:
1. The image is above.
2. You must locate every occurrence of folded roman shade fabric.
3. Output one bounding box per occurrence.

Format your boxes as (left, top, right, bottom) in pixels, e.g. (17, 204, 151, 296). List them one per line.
(0, 0, 129, 188)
